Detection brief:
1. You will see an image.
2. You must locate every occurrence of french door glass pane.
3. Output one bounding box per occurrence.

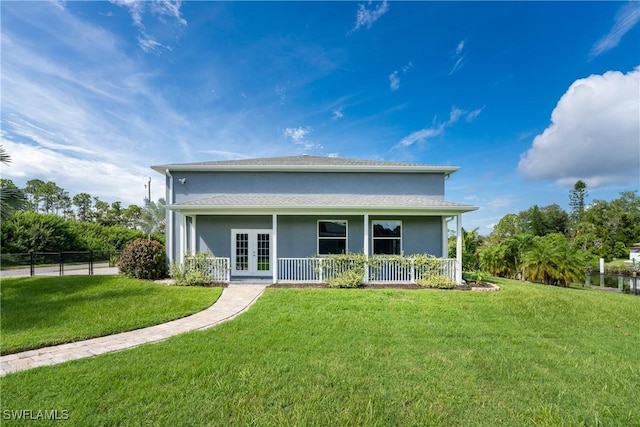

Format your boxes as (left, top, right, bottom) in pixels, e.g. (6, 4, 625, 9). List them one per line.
(236, 233, 249, 270)
(257, 233, 270, 271)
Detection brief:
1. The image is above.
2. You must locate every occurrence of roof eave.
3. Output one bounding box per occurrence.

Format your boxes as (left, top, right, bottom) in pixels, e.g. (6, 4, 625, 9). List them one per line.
(166, 204, 478, 215)
(152, 164, 460, 175)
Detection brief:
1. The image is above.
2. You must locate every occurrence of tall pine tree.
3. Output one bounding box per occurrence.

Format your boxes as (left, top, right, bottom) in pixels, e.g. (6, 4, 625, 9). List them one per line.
(569, 180, 588, 222)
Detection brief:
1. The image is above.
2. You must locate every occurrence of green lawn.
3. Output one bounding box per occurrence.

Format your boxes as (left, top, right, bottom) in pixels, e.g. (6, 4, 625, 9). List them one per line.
(0, 275, 222, 354)
(2, 279, 639, 426)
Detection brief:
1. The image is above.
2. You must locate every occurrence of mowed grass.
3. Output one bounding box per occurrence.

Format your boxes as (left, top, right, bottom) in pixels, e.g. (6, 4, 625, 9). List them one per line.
(2, 279, 639, 426)
(0, 275, 222, 354)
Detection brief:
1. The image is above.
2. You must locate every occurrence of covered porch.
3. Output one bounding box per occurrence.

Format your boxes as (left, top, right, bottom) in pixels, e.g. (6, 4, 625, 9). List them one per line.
(186, 254, 457, 285)
(166, 193, 476, 285)
(169, 211, 469, 285)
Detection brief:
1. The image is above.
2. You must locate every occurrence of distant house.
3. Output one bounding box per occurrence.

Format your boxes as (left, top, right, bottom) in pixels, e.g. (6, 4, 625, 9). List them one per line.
(151, 155, 478, 284)
(630, 243, 640, 262)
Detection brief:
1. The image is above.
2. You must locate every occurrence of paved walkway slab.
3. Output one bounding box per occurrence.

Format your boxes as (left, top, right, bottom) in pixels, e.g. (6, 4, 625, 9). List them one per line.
(0, 284, 267, 376)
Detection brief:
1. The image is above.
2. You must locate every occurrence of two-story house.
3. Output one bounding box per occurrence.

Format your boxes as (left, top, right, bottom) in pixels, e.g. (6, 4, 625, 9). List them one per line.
(151, 155, 477, 284)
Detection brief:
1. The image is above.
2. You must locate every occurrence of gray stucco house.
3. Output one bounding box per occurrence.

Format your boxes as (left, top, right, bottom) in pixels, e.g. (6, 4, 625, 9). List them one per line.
(151, 155, 477, 284)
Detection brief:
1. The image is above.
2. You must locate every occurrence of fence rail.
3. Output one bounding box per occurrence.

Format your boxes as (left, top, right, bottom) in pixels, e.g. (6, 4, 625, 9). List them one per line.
(1, 251, 119, 277)
(277, 257, 457, 284)
(185, 256, 231, 283)
(586, 272, 640, 295)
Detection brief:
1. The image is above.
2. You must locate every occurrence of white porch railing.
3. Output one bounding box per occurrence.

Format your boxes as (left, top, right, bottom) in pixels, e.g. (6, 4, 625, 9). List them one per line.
(413, 258, 456, 283)
(368, 259, 413, 283)
(277, 257, 457, 284)
(186, 256, 231, 283)
(208, 257, 231, 282)
(278, 258, 323, 282)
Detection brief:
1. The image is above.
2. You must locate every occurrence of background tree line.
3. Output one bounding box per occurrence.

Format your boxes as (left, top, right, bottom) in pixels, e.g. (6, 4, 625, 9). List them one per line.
(1, 147, 165, 254)
(451, 181, 640, 286)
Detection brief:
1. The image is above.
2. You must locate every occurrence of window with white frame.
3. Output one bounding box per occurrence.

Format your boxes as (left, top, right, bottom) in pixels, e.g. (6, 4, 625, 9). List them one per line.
(318, 220, 347, 255)
(372, 220, 402, 255)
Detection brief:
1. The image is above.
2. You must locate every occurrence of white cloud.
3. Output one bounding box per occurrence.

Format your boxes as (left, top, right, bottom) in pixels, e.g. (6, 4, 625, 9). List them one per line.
(1, 140, 162, 205)
(283, 126, 312, 142)
(465, 107, 484, 122)
(275, 84, 287, 103)
(389, 61, 412, 91)
(0, 2, 206, 204)
(110, 0, 186, 52)
(349, 1, 389, 33)
(485, 197, 515, 209)
(109, 0, 145, 28)
(518, 68, 640, 187)
(151, 0, 188, 26)
(282, 126, 324, 152)
(397, 127, 445, 148)
(590, 2, 640, 58)
(138, 34, 170, 53)
(389, 71, 400, 91)
(396, 106, 483, 148)
(449, 39, 466, 75)
(448, 106, 464, 124)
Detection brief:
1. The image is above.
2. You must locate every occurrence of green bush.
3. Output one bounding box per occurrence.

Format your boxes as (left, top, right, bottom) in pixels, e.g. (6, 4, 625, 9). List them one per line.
(118, 239, 166, 280)
(170, 253, 216, 286)
(417, 274, 456, 289)
(0, 211, 80, 253)
(69, 221, 145, 252)
(323, 253, 366, 288)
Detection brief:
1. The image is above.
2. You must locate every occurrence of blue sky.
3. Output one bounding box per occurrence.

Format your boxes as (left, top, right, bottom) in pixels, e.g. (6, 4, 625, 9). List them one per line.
(1, 1, 638, 233)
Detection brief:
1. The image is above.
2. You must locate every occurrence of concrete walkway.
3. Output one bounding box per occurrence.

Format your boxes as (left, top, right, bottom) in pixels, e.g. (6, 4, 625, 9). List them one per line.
(0, 284, 267, 376)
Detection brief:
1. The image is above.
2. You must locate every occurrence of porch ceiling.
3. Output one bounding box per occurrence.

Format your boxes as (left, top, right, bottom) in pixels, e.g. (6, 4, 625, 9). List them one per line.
(167, 193, 478, 215)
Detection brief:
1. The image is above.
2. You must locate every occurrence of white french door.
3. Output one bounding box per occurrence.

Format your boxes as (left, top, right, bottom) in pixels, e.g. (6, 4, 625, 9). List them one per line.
(231, 229, 272, 276)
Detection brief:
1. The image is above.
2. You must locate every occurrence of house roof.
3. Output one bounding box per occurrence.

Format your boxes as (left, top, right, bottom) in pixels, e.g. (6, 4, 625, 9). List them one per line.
(151, 155, 460, 175)
(167, 193, 478, 215)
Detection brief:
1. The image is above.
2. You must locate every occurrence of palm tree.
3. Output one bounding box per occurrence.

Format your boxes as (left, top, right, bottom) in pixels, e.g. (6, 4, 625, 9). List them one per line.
(0, 146, 26, 218)
(137, 198, 166, 240)
(479, 243, 509, 277)
(523, 233, 586, 286)
(523, 236, 562, 285)
(503, 233, 534, 280)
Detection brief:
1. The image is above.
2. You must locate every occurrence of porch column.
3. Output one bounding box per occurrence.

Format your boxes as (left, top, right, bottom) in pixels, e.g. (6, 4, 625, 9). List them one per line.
(441, 216, 448, 258)
(363, 214, 369, 283)
(179, 214, 185, 264)
(456, 214, 463, 284)
(191, 215, 197, 253)
(272, 214, 278, 284)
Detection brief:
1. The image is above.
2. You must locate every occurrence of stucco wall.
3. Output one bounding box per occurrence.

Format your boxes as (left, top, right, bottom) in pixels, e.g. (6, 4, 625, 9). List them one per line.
(277, 215, 365, 258)
(197, 215, 272, 257)
(192, 214, 443, 259)
(171, 171, 445, 203)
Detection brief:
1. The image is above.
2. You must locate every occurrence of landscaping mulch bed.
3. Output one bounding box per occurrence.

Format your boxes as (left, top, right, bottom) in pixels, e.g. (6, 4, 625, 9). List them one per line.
(270, 282, 499, 291)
